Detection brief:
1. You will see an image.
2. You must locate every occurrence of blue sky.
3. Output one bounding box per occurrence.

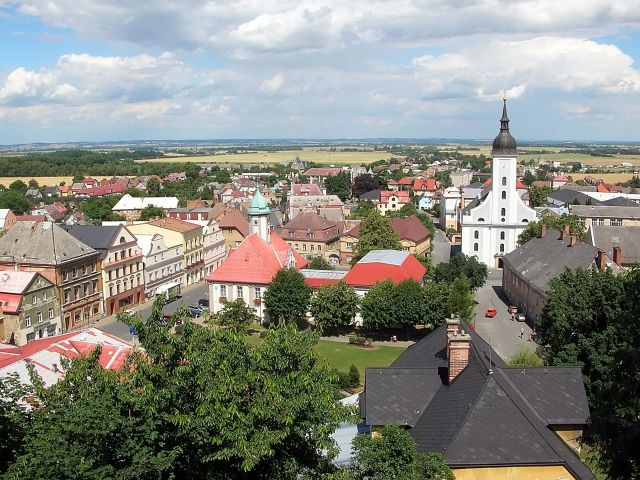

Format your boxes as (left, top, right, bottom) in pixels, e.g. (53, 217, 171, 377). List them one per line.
(1, 0, 640, 144)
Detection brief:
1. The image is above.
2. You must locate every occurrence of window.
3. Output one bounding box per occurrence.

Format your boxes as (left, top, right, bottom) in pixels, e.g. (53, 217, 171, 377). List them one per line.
(478, 217, 485, 222)
(346, 242, 353, 248)
(120, 236, 126, 244)
(500, 208, 506, 217)
(63, 270, 68, 281)
(610, 218, 623, 226)
(502, 176, 507, 186)
(109, 285, 113, 296)
(500, 243, 505, 253)
(255, 287, 261, 299)
(310, 245, 315, 251)
(37, 312, 43, 323)
(32, 295, 36, 305)
(473, 243, 478, 252)
(83, 283, 88, 296)
(501, 191, 506, 199)
(236, 286, 244, 299)
(82, 265, 87, 275)
(72, 268, 77, 278)
(220, 285, 227, 297)
(303, 244, 307, 251)
(64, 290, 70, 303)
(91, 263, 96, 273)
(92, 280, 97, 293)
(593, 218, 605, 226)
(48, 308, 54, 319)
(43, 291, 47, 300)
(500, 231, 505, 240)
(474, 230, 479, 239)
(25, 316, 31, 327)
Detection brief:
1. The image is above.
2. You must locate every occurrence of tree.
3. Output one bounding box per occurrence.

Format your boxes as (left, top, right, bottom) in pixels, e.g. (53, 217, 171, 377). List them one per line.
(0, 191, 32, 212)
(416, 452, 455, 480)
(434, 253, 488, 291)
(0, 374, 31, 474)
(394, 279, 425, 328)
(8, 180, 27, 192)
(434, 170, 452, 188)
(528, 186, 552, 208)
(360, 280, 397, 330)
(422, 281, 452, 329)
(27, 179, 39, 189)
(507, 346, 544, 367)
(325, 173, 351, 201)
(308, 256, 334, 270)
(263, 268, 312, 325)
(145, 177, 162, 196)
(517, 213, 586, 246)
(215, 298, 257, 334)
(351, 174, 379, 198)
(351, 425, 418, 480)
(309, 281, 359, 331)
(351, 199, 376, 219)
(6, 299, 349, 479)
(80, 196, 125, 222)
(138, 205, 166, 221)
(522, 170, 535, 186)
(72, 174, 84, 184)
(353, 211, 401, 263)
(448, 275, 474, 322)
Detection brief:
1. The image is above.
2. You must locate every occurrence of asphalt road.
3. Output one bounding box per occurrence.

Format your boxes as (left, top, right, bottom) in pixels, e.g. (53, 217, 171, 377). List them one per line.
(473, 270, 535, 360)
(431, 228, 452, 265)
(93, 282, 209, 341)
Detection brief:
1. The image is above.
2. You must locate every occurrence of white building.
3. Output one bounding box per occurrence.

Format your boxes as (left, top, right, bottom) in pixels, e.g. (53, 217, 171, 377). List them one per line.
(460, 100, 536, 268)
(134, 233, 185, 299)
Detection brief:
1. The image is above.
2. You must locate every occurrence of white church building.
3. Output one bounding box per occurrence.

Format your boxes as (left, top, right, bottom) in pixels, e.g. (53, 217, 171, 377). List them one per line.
(461, 100, 536, 268)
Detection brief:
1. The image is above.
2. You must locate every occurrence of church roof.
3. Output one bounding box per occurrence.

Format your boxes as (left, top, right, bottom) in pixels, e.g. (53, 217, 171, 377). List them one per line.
(248, 190, 270, 215)
(492, 99, 517, 156)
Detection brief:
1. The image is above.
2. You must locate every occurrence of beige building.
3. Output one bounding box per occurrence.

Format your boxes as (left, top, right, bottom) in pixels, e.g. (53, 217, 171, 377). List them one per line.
(281, 212, 343, 265)
(135, 233, 185, 298)
(570, 205, 640, 229)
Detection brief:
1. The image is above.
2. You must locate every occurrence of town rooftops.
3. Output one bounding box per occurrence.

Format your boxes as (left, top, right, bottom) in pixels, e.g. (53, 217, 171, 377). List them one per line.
(288, 195, 343, 207)
(413, 178, 437, 192)
(570, 205, 640, 219)
(0, 221, 98, 266)
(587, 225, 640, 265)
(300, 269, 347, 288)
(303, 167, 341, 177)
(290, 183, 323, 196)
(61, 225, 125, 258)
(0, 271, 40, 294)
(343, 250, 426, 287)
(344, 215, 429, 244)
(112, 194, 179, 211)
(218, 209, 250, 237)
(149, 217, 201, 233)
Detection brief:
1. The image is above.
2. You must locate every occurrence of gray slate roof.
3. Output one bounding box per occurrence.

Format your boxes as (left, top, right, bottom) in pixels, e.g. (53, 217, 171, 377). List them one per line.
(502, 228, 602, 294)
(570, 205, 640, 219)
(0, 221, 98, 265)
(547, 189, 602, 206)
(361, 321, 594, 479)
(587, 225, 640, 265)
(601, 196, 639, 207)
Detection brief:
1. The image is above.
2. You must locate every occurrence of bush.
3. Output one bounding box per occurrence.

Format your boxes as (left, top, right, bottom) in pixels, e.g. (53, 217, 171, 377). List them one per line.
(333, 365, 360, 389)
(348, 365, 360, 387)
(508, 346, 544, 367)
(348, 336, 366, 345)
(259, 330, 269, 339)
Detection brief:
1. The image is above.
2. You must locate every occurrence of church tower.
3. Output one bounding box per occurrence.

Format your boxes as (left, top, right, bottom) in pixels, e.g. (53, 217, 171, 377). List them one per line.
(248, 188, 270, 242)
(460, 99, 536, 267)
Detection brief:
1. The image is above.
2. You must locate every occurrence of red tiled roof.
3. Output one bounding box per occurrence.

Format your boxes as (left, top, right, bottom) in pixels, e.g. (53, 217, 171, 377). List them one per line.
(0, 293, 21, 313)
(379, 190, 410, 202)
(343, 252, 426, 288)
(343, 215, 429, 243)
(398, 177, 413, 186)
(149, 217, 201, 233)
(206, 232, 308, 285)
(596, 182, 610, 193)
(290, 183, 323, 196)
(484, 177, 527, 189)
(218, 209, 250, 237)
(15, 215, 46, 222)
(413, 178, 437, 192)
(303, 167, 341, 177)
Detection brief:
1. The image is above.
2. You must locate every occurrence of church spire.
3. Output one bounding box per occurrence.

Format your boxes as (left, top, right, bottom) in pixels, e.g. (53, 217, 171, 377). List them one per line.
(491, 97, 517, 156)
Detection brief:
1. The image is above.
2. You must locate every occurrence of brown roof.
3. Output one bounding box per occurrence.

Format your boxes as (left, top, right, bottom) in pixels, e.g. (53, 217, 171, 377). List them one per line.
(208, 203, 226, 221)
(343, 215, 430, 243)
(281, 212, 341, 242)
(149, 217, 201, 233)
(283, 212, 336, 231)
(218, 209, 250, 237)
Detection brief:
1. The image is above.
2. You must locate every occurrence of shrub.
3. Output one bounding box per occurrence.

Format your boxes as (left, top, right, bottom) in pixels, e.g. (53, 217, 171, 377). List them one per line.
(348, 365, 360, 387)
(348, 336, 366, 345)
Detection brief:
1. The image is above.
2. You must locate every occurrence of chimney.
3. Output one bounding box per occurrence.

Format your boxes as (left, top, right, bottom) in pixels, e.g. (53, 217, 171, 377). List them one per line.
(560, 224, 570, 240)
(448, 330, 471, 384)
(540, 224, 547, 238)
(613, 246, 622, 266)
(569, 235, 577, 247)
(446, 316, 460, 337)
(596, 250, 607, 271)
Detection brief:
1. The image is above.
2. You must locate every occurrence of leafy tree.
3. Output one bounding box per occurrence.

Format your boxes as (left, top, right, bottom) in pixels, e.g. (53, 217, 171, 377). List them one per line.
(308, 256, 334, 270)
(448, 275, 475, 322)
(360, 280, 397, 329)
(185, 164, 200, 180)
(434, 253, 488, 291)
(325, 172, 351, 201)
(353, 211, 401, 263)
(80, 196, 125, 222)
(0, 374, 31, 474)
(522, 170, 535, 186)
(7, 299, 349, 479)
(350, 199, 377, 219)
(423, 281, 452, 329)
(517, 213, 586, 246)
(215, 298, 257, 334)
(0, 191, 32, 212)
(145, 176, 162, 196)
(264, 268, 312, 325)
(415, 452, 455, 480)
(507, 346, 544, 367)
(8, 180, 27, 192)
(310, 281, 359, 331)
(351, 174, 379, 198)
(394, 279, 425, 328)
(434, 170, 452, 188)
(72, 174, 84, 184)
(138, 205, 166, 221)
(528, 186, 552, 208)
(27, 179, 39, 189)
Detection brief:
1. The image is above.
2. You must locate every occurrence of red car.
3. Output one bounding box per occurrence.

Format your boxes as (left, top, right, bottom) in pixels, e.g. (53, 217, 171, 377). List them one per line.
(485, 307, 497, 318)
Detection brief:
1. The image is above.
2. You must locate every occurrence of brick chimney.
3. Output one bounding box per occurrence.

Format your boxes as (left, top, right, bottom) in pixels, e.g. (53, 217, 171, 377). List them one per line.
(540, 223, 547, 238)
(613, 246, 622, 266)
(596, 250, 607, 271)
(560, 224, 570, 240)
(569, 235, 577, 247)
(446, 316, 460, 336)
(448, 330, 471, 384)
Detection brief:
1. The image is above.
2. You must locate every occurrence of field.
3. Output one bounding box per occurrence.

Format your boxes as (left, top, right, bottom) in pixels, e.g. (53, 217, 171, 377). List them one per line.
(0, 176, 73, 187)
(565, 173, 637, 184)
(137, 148, 400, 165)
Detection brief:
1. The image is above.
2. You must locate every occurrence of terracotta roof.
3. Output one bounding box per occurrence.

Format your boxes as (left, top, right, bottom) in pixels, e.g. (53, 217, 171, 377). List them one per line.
(218, 209, 250, 237)
(380, 190, 410, 203)
(290, 183, 323, 196)
(413, 178, 437, 192)
(303, 167, 341, 177)
(0, 271, 40, 295)
(343, 216, 429, 243)
(206, 232, 308, 285)
(15, 215, 47, 222)
(149, 217, 201, 233)
(398, 177, 413, 186)
(343, 250, 426, 287)
(0, 293, 22, 313)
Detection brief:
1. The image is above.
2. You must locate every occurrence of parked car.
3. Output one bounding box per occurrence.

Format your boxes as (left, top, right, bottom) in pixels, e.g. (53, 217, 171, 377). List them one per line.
(516, 313, 526, 322)
(198, 298, 209, 308)
(124, 309, 135, 317)
(485, 307, 497, 318)
(189, 305, 205, 317)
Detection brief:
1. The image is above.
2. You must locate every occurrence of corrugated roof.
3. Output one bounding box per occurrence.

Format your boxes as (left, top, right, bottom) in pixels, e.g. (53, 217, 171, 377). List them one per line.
(344, 250, 426, 287)
(301, 269, 347, 287)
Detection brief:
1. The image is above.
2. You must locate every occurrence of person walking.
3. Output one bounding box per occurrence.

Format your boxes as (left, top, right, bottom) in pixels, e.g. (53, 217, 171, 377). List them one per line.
(520, 327, 524, 339)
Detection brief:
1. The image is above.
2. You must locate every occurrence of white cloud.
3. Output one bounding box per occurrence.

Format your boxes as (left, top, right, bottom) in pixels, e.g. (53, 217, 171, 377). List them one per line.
(259, 73, 284, 94)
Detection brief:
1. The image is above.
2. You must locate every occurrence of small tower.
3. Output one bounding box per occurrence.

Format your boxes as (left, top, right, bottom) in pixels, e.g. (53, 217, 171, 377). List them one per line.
(248, 188, 271, 242)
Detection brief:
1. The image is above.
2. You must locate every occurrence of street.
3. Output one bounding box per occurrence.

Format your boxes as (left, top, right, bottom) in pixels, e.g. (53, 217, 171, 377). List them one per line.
(473, 270, 535, 360)
(93, 282, 209, 341)
(431, 228, 452, 265)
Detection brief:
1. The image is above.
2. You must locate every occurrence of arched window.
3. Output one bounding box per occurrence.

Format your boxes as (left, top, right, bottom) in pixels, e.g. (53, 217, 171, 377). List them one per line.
(500, 243, 505, 253)
(522, 219, 529, 223)
(474, 243, 479, 252)
(474, 230, 479, 239)
(501, 208, 506, 216)
(502, 177, 507, 186)
(501, 191, 507, 199)
(500, 231, 505, 240)
(478, 217, 485, 222)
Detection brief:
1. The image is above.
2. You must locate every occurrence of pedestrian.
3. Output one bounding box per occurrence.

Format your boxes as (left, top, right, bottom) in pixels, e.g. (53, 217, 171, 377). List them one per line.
(520, 327, 524, 339)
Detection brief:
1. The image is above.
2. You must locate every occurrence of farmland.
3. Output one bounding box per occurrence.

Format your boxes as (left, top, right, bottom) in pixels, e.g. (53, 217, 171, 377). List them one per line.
(0, 176, 73, 187)
(565, 173, 638, 184)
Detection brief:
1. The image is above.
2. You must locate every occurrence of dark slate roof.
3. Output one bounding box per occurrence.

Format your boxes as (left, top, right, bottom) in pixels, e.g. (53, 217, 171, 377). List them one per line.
(62, 225, 121, 259)
(587, 225, 640, 265)
(571, 205, 640, 219)
(502, 228, 602, 294)
(547, 189, 602, 206)
(359, 189, 381, 201)
(361, 319, 594, 479)
(601, 196, 639, 207)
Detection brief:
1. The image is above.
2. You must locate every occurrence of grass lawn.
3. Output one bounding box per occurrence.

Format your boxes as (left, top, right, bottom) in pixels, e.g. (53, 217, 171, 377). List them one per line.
(244, 335, 404, 379)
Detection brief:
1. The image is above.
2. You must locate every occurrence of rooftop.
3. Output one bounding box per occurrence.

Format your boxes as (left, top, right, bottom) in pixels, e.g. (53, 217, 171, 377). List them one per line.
(112, 194, 179, 211)
(343, 250, 426, 287)
(149, 217, 202, 233)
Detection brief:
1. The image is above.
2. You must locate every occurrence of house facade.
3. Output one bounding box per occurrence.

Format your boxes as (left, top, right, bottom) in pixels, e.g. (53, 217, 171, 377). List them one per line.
(135, 233, 185, 299)
(281, 212, 342, 265)
(0, 271, 62, 345)
(218, 209, 250, 252)
(570, 205, 640, 228)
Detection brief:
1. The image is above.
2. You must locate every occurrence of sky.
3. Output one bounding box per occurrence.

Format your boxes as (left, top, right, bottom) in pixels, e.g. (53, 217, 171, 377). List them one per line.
(1, 0, 640, 144)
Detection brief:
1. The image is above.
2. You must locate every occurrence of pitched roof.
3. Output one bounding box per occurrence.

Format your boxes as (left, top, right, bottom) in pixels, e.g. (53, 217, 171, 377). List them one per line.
(112, 194, 179, 211)
(413, 178, 437, 192)
(149, 217, 201, 233)
(62, 225, 121, 255)
(303, 167, 341, 177)
(570, 205, 640, 219)
(0, 271, 40, 295)
(218, 209, 250, 237)
(206, 232, 308, 285)
(290, 183, 323, 196)
(587, 225, 640, 265)
(282, 212, 340, 242)
(0, 221, 98, 266)
(343, 250, 426, 287)
(300, 269, 347, 288)
(389, 215, 430, 243)
(380, 190, 410, 202)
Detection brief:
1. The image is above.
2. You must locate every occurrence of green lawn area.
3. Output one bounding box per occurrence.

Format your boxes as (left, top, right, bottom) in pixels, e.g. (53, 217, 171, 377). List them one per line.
(244, 335, 405, 378)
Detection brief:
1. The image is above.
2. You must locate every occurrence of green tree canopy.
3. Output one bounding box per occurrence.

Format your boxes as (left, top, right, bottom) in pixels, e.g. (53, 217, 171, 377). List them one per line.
(145, 176, 162, 196)
(521, 170, 535, 186)
(422, 281, 452, 330)
(27, 179, 39, 189)
(517, 213, 586, 246)
(353, 211, 401, 263)
(263, 268, 312, 325)
(308, 256, 334, 270)
(0, 191, 32, 212)
(138, 204, 166, 221)
(350, 200, 377, 219)
(214, 298, 257, 334)
(394, 279, 425, 328)
(325, 172, 351, 201)
(448, 275, 475, 322)
(360, 280, 397, 330)
(8, 180, 27, 192)
(528, 185, 552, 208)
(79, 196, 125, 223)
(434, 253, 488, 291)
(309, 281, 360, 331)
